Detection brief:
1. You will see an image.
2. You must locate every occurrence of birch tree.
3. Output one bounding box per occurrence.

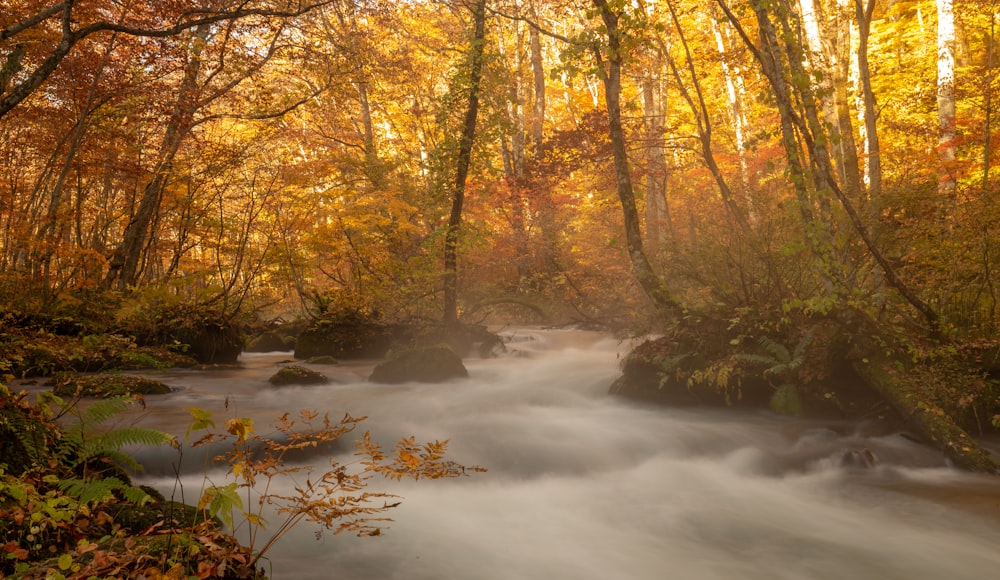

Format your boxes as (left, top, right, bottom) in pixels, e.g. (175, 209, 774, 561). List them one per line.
(938, 0, 957, 197)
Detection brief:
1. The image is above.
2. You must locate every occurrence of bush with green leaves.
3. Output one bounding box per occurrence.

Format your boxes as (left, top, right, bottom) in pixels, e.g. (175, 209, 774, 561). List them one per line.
(0, 387, 180, 577)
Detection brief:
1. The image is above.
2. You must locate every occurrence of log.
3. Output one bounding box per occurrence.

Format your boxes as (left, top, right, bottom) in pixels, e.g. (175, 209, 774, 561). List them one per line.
(851, 355, 998, 473)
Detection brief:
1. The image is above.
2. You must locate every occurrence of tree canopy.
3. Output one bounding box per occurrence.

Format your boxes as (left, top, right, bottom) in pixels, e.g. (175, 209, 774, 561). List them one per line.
(1, 0, 997, 337)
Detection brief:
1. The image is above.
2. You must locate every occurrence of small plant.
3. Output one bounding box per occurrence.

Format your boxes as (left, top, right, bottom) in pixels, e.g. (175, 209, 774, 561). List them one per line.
(733, 328, 816, 415)
(0, 389, 180, 577)
(45, 393, 178, 475)
(188, 408, 485, 567)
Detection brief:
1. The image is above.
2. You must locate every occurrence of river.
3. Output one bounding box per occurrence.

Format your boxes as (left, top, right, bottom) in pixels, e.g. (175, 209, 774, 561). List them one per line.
(116, 328, 1000, 579)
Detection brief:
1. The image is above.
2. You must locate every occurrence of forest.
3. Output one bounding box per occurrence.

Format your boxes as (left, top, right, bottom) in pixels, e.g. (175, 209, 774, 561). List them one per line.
(1, 0, 994, 333)
(2, 0, 1000, 576)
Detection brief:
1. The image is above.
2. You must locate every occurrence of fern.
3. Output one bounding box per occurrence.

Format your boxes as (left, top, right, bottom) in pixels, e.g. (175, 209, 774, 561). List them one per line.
(734, 328, 817, 417)
(0, 405, 50, 466)
(757, 336, 791, 363)
(654, 353, 691, 389)
(70, 396, 133, 436)
(57, 396, 178, 471)
(83, 426, 177, 459)
(58, 476, 152, 507)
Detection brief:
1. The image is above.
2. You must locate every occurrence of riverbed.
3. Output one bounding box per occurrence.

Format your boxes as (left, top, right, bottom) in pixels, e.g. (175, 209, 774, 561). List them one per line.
(115, 328, 1000, 579)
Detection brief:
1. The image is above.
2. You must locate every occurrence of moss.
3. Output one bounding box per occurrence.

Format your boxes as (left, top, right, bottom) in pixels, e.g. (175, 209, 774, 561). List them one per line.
(246, 330, 296, 352)
(851, 356, 999, 473)
(268, 365, 329, 386)
(51, 373, 172, 398)
(369, 345, 469, 384)
(110, 499, 219, 533)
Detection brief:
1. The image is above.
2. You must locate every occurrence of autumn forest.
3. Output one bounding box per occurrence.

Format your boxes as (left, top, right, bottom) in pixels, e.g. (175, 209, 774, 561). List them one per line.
(5, 1, 1000, 576)
(0, 0, 994, 335)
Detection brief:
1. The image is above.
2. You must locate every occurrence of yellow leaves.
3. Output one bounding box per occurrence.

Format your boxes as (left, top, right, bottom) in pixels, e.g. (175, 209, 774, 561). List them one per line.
(180, 408, 483, 566)
(357, 433, 486, 482)
(224, 417, 254, 443)
(57, 552, 73, 570)
(186, 407, 216, 441)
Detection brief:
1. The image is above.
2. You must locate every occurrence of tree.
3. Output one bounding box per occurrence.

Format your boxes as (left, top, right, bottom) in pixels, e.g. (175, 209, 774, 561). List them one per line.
(937, 0, 958, 197)
(443, 0, 488, 326)
(718, 0, 941, 335)
(0, 1, 331, 119)
(589, 0, 684, 317)
(856, 0, 882, 200)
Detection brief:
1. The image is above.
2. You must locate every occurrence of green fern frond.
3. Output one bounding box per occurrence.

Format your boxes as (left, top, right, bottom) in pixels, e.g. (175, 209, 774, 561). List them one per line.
(653, 353, 691, 372)
(733, 353, 780, 367)
(122, 484, 153, 506)
(770, 383, 804, 416)
(70, 396, 133, 437)
(0, 406, 51, 467)
(59, 475, 153, 507)
(757, 336, 790, 363)
(791, 327, 816, 362)
(59, 476, 122, 507)
(93, 449, 143, 473)
(84, 426, 176, 455)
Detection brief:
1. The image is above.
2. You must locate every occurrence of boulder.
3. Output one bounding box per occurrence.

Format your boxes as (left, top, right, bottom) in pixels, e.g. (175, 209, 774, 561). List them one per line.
(246, 330, 296, 352)
(268, 364, 329, 386)
(294, 320, 402, 359)
(411, 324, 504, 358)
(369, 346, 469, 384)
(51, 373, 172, 397)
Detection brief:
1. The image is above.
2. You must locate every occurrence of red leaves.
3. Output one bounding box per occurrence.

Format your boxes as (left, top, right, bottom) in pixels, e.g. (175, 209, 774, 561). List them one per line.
(2, 541, 29, 561)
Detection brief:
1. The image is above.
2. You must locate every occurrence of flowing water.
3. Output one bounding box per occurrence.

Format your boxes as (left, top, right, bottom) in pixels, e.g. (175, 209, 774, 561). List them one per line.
(111, 328, 1000, 579)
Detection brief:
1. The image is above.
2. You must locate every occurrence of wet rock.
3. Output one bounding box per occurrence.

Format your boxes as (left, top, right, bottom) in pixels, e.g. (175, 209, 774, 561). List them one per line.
(246, 330, 296, 352)
(50, 373, 172, 397)
(841, 448, 878, 469)
(268, 364, 329, 386)
(369, 345, 469, 384)
(306, 355, 338, 365)
(411, 324, 504, 358)
(294, 319, 401, 359)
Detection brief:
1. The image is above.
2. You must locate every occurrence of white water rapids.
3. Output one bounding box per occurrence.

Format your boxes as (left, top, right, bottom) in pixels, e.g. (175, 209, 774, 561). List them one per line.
(117, 328, 1000, 579)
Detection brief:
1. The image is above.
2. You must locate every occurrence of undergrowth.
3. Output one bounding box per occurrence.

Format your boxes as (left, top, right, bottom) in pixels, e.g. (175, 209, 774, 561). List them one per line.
(1, 383, 485, 578)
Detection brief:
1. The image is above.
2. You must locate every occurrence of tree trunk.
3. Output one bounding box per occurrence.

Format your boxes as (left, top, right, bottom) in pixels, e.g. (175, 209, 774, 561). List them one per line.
(358, 80, 382, 188)
(856, 0, 882, 201)
(591, 0, 684, 317)
(836, 307, 997, 473)
(800, 0, 851, 190)
(937, 0, 957, 197)
(711, 13, 750, 196)
(104, 23, 211, 290)
(529, 0, 545, 153)
(985, 14, 996, 191)
(443, 0, 486, 326)
(831, 0, 863, 195)
(500, 20, 532, 283)
(642, 65, 669, 256)
(719, 0, 942, 335)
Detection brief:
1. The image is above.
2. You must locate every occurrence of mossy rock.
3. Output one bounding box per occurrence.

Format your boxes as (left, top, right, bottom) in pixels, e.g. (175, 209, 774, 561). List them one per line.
(109, 498, 219, 533)
(410, 324, 504, 358)
(51, 373, 172, 398)
(129, 304, 245, 364)
(268, 364, 329, 386)
(295, 320, 400, 359)
(114, 346, 199, 370)
(369, 345, 469, 384)
(19, 342, 70, 377)
(306, 355, 339, 365)
(246, 330, 296, 352)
